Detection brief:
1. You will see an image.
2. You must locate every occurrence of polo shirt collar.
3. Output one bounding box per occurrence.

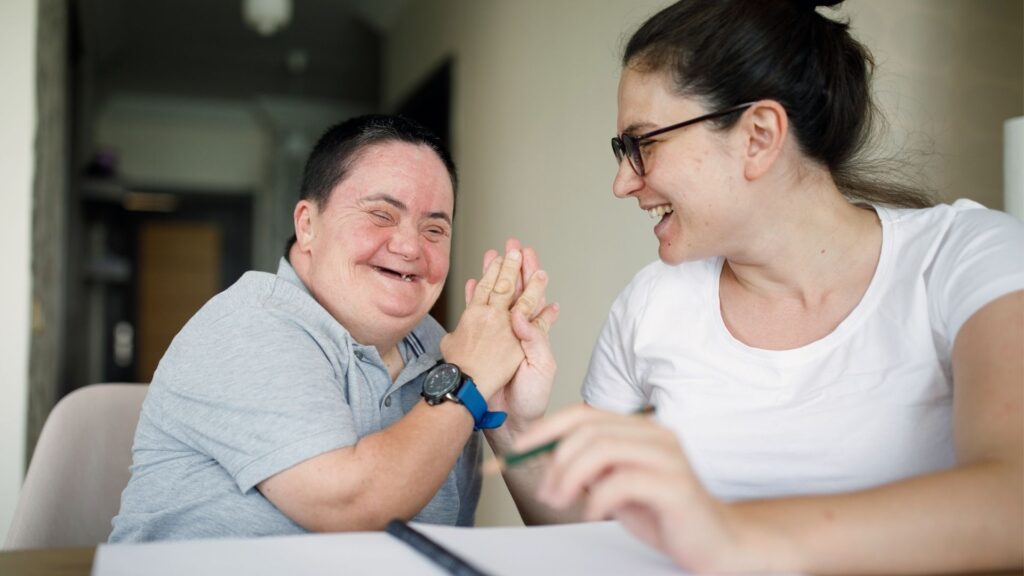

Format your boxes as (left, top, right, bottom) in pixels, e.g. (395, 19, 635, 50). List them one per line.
(276, 257, 309, 294)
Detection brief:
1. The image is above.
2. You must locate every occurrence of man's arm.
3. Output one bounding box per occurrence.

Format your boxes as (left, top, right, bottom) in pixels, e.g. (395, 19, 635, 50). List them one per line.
(258, 401, 474, 531)
(257, 248, 533, 532)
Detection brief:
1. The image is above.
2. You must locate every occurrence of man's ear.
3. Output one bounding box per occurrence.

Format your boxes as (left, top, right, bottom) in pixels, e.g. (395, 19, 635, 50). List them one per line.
(293, 200, 317, 252)
(741, 100, 788, 181)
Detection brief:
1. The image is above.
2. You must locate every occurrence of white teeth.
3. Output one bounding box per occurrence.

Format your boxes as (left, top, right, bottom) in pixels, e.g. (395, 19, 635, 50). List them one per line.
(646, 205, 674, 219)
(402, 274, 414, 282)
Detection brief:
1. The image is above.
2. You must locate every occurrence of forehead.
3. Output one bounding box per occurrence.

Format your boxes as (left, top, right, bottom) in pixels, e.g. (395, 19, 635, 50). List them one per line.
(329, 141, 455, 211)
(617, 67, 703, 132)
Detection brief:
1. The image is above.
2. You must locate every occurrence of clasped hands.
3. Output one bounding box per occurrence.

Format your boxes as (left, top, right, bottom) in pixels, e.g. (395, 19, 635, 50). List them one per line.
(440, 238, 558, 429)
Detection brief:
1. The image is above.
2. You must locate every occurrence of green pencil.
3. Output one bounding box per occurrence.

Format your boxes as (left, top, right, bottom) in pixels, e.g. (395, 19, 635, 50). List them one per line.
(483, 405, 655, 474)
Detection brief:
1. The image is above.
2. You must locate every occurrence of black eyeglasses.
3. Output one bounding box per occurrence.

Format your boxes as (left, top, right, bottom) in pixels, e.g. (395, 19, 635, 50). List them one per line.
(611, 102, 755, 177)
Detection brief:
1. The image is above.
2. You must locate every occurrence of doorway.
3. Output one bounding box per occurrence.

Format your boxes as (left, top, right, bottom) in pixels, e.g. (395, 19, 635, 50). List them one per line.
(69, 188, 251, 392)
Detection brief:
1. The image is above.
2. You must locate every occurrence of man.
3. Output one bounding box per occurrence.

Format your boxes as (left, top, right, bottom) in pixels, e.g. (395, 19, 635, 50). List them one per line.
(110, 115, 556, 541)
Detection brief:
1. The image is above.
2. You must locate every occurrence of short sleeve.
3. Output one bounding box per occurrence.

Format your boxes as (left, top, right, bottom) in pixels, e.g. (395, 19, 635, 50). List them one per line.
(927, 201, 1024, 349)
(581, 272, 651, 412)
(149, 308, 358, 494)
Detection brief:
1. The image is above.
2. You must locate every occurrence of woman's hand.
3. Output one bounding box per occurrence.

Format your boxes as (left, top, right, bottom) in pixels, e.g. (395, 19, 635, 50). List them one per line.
(514, 404, 745, 572)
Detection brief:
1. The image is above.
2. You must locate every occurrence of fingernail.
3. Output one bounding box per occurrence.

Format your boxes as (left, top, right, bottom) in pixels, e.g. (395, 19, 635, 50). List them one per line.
(508, 249, 521, 261)
(536, 270, 547, 281)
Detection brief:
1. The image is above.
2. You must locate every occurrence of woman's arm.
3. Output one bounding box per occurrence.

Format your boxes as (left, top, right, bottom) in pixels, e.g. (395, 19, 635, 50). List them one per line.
(517, 291, 1023, 574)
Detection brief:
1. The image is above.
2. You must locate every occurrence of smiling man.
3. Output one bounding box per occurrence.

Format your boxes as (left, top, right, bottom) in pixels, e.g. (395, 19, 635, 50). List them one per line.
(109, 115, 555, 542)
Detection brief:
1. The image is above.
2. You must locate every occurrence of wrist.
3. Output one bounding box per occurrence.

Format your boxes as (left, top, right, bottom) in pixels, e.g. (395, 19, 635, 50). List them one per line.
(468, 374, 502, 401)
(484, 411, 542, 453)
(450, 365, 503, 400)
(723, 501, 803, 573)
(422, 362, 506, 431)
(503, 413, 539, 437)
(483, 424, 518, 452)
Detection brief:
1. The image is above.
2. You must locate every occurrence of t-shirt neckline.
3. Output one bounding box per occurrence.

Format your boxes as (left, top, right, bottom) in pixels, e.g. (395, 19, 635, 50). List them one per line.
(708, 205, 895, 365)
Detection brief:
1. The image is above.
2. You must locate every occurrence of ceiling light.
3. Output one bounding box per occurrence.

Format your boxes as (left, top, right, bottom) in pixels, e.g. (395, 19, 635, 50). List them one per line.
(242, 0, 293, 36)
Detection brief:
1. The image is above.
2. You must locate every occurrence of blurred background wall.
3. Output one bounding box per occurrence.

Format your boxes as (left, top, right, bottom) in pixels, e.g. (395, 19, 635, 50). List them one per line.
(2, 0, 1021, 541)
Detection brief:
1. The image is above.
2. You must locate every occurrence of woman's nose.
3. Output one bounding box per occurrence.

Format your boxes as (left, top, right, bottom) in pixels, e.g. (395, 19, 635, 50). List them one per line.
(612, 158, 643, 199)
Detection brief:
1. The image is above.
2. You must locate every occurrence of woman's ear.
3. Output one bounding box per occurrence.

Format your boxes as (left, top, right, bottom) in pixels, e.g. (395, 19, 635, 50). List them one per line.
(741, 100, 788, 181)
(293, 200, 317, 252)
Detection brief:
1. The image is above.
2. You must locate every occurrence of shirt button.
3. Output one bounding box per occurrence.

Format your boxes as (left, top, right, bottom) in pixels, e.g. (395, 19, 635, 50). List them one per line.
(384, 396, 392, 407)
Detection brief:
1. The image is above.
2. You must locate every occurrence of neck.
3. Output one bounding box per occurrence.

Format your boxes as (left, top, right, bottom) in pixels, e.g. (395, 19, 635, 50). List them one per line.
(724, 177, 881, 305)
(380, 345, 406, 381)
(288, 243, 406, 354)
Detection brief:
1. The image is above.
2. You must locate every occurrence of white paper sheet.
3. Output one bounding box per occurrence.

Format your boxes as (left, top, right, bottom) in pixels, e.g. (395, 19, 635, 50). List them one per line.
(92, 521, 689, 575)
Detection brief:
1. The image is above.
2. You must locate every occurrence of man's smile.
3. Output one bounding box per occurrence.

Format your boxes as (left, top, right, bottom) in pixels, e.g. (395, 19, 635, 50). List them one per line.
(372, 265, 421, 283)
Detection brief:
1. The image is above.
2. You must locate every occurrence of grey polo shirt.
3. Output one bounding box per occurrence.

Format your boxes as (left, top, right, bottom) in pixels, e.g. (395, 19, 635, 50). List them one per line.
(109, 258, 481, 543)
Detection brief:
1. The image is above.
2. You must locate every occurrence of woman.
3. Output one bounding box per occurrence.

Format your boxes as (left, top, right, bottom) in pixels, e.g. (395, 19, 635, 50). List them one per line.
(493, 0, 1024, 572)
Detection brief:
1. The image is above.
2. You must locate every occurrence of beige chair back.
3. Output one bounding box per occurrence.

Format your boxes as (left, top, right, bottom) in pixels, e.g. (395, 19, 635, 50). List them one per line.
(4, 383, 148, 549)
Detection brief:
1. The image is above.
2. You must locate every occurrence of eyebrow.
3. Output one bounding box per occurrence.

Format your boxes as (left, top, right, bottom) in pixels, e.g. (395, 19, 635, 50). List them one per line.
(363, 193, 452, 225)
(621, 122, 658, 136)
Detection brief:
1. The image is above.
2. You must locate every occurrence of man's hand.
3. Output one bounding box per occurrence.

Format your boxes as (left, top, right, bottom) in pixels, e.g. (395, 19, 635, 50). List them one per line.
(441, 247, 527, 397)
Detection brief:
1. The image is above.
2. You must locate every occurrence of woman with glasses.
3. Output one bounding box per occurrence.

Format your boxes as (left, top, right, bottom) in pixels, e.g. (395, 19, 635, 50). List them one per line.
(492, 0, 1023, 572)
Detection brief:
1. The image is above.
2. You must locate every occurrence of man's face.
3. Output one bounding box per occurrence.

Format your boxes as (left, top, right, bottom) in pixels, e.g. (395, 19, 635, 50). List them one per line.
(295, 141, 454, 346)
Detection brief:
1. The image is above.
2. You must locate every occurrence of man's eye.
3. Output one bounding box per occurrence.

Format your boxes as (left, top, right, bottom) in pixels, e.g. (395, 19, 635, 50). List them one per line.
(424, 227, 448, 238)
(370, 211, 395, 223)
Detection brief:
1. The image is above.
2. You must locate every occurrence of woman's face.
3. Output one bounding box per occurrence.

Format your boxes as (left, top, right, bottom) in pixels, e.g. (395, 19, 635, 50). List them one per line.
(613, 66, 750, 265)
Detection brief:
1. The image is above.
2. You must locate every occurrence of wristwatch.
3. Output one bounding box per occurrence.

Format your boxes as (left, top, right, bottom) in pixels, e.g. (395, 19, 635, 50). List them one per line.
(421, 362, 507, 430)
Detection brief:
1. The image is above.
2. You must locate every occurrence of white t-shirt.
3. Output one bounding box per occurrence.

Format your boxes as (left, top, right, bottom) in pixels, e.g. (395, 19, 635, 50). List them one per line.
(582, 200, 1024, 502)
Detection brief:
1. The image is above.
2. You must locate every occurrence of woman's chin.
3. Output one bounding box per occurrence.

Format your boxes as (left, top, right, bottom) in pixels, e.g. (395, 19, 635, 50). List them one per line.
(658, 240, 705, 266)
(657, 240, 685, 265)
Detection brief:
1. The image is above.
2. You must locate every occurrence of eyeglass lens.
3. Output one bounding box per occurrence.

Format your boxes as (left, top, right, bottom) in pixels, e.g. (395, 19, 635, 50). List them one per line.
(611, 135, 644, 176)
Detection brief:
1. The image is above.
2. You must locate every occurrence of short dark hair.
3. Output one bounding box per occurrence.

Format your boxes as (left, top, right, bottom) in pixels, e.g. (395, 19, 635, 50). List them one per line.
(625, 0, 933, 208)
(285, 114, 458, 257)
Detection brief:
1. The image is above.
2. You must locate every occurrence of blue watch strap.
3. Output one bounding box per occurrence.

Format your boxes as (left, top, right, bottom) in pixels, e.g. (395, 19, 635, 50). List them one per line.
(455, 378, 506, 430)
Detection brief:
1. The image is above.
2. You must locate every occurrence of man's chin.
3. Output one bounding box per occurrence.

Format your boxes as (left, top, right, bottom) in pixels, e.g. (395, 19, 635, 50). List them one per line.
(375, 299, 439, 326)
(368, 286, 442, 329)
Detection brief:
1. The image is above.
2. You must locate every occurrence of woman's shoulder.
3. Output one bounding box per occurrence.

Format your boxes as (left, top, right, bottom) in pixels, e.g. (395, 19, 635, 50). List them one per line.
(878, 199, 1024, 261)
(881, 199, 1024, 344)
(942, 199, 1024, 238)
(881, 199, 1022, 236)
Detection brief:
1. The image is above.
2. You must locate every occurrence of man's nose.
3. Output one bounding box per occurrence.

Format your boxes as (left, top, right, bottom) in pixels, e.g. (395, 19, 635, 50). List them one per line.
(612, 158, 643, 199)
(387, 222, 422, 260)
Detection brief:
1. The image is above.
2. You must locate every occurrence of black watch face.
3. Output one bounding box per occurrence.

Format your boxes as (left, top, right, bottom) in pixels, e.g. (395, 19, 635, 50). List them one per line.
(424, 364, 461, 398)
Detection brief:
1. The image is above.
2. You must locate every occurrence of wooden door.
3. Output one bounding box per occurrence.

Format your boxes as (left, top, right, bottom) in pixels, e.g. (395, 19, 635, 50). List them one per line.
(136, 221, 222, 382)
